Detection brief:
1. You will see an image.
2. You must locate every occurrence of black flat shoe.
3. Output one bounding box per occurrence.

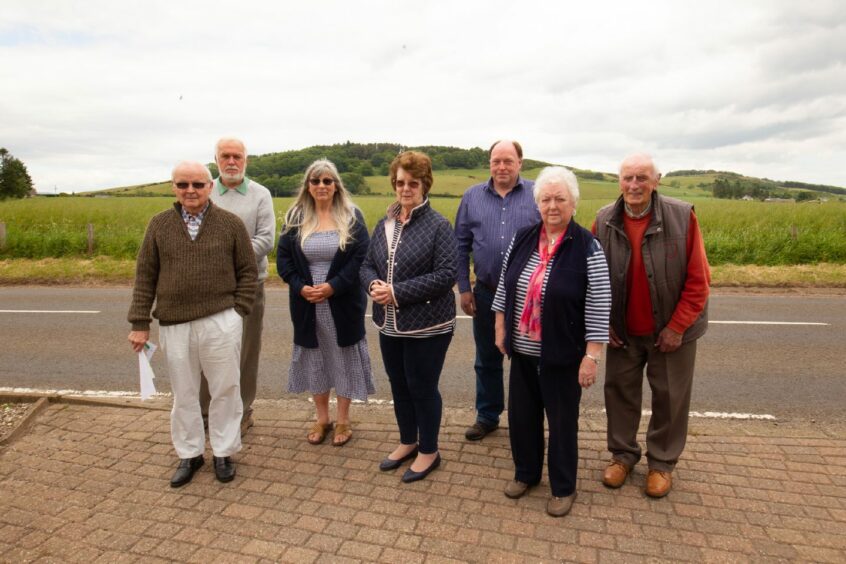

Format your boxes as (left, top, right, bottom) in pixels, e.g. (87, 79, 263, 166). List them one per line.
(213, 456, 236, 483)
(170, 455, 204, 488)
(401, 453, 441, 483)
(379, 447, 418, 471)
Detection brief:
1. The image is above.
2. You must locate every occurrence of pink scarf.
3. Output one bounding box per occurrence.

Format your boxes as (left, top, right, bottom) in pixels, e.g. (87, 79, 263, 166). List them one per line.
(518, 225, 565, 341)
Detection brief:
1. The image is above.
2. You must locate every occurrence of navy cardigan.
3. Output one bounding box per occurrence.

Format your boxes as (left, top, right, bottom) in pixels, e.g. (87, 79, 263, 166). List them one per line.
(277, 208, 370, 348)
(500, 219, 596, 369)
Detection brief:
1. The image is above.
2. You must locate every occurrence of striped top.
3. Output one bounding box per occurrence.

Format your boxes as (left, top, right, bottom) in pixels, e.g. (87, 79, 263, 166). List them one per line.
(381, 218, 454, 339)
(492, 236, 611, 357)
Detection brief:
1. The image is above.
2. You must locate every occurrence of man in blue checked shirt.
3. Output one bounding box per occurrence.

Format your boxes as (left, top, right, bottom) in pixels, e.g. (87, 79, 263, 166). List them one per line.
(455, 140, 540, 441)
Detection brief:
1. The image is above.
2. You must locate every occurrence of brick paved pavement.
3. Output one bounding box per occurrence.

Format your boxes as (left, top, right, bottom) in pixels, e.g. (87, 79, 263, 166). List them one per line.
(1, 398, 844, 563)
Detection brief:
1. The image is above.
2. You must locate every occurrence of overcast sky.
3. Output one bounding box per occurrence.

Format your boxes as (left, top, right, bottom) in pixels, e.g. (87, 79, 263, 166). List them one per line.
(2, 1, 845, 193)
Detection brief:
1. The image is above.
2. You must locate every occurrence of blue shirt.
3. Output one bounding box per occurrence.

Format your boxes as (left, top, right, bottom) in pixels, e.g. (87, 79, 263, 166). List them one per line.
(454, 177, 539, 293)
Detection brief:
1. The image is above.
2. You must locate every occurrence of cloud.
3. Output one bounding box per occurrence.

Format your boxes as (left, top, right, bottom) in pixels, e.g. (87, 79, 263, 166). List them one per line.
(1, 0, 845, 191)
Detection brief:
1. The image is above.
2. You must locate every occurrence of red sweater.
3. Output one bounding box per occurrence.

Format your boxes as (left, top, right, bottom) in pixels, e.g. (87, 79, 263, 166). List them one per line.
(622, 211, 710, 335)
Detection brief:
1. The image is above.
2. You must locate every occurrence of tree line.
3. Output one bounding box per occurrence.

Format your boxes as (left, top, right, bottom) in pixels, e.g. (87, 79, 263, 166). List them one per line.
(712, 177, 816, 201)
(210, 142, 551, 197)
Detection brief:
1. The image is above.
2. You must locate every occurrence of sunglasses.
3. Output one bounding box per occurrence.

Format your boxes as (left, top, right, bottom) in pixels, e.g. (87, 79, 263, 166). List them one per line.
(174, 181, 209, 190)
(309, 178, 335, 186)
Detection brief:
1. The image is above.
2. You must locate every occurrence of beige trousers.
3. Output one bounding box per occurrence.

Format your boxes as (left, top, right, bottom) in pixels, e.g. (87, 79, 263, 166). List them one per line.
(200, 282, 264, 418)
(160, 308, 243, 459)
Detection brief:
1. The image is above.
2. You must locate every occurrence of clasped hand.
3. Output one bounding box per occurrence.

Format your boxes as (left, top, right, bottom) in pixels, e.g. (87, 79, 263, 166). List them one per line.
(301, 283, 334, 304)
(369, 280, 395, 305)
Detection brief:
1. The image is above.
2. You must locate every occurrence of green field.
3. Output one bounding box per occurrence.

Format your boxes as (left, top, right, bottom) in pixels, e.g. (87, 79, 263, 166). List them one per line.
(2, 185, 844, 266)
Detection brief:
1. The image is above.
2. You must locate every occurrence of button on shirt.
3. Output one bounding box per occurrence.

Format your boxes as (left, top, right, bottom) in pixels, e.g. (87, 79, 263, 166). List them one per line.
(454, 178, 539, 293)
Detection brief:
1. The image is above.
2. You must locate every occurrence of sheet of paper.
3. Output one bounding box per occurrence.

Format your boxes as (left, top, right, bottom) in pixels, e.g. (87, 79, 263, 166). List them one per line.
(138, 347, 157, 400)
(143, 341, 158, 364)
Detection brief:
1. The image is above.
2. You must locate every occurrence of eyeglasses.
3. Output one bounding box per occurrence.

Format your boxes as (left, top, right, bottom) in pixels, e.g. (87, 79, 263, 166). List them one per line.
(309, 178, 335, 186)
(394, 179, 422, 190)
(174, 181, 209, 190)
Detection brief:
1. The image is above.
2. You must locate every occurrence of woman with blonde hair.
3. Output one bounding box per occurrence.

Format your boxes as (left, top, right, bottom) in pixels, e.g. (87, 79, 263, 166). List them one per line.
(277, 159, 374, 446)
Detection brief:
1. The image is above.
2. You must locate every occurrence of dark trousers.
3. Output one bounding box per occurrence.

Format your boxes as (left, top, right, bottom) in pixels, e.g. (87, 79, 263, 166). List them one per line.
(379, 332, 452, 454)
(472, 284, 505, 426)
(508, 352, 582, 497)
(604, 335, 697, 472)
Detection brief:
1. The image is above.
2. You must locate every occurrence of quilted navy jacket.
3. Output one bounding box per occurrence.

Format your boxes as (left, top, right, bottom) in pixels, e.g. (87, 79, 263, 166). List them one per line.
(360, 199, 457, 334)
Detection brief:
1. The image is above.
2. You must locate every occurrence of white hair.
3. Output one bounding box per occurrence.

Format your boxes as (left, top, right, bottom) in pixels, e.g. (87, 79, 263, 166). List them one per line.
(533, 166, 580, 207)
(619, 153, 661, 179)
(171, 161, 212, 182)
(215, 137, 247, 157)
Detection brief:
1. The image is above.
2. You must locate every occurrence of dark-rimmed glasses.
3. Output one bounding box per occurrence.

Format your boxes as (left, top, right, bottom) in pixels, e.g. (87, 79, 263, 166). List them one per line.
(309, 178, 335, 186)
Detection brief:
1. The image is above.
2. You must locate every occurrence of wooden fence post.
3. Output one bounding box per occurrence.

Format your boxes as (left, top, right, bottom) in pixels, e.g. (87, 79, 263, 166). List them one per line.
(87, 223, 95, 254)
(0, 222, 6, 250)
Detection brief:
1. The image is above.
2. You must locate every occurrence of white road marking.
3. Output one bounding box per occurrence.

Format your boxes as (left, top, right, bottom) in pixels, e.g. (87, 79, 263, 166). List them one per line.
(366, 314, 827, 325)
(2, 387, 777, 420)
(709, 320, 828, 326)
(0, 310, 100, 314)
(598, 408, 776, 421)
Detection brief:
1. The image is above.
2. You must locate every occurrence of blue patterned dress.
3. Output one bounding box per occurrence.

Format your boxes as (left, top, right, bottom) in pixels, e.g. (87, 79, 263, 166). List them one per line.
(287, 231, 375, 401)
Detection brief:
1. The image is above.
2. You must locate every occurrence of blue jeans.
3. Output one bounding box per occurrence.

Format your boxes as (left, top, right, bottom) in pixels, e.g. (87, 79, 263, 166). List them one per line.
(473, 284, 504, 426)
(380, 332, 452, 454)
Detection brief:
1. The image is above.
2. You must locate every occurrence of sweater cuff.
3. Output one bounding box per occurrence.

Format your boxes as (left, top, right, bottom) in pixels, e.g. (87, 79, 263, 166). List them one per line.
(131, 321, 151, 331)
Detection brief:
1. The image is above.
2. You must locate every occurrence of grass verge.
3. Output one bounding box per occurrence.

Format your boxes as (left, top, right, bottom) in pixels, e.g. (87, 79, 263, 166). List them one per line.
(2, 258, 845, 288)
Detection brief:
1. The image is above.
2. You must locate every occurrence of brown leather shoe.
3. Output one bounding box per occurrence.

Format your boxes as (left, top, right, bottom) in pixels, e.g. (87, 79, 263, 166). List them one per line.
(602, 460, 631, 488)
(645, 469, 672, 498)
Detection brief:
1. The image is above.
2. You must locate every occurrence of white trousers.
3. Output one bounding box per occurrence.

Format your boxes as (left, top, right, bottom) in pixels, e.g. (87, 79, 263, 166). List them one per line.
(160, 308, 243, 458)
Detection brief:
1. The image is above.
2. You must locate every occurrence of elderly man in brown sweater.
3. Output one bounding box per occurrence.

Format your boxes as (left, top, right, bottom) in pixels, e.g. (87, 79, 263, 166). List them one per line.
(128, 161, 257, 488)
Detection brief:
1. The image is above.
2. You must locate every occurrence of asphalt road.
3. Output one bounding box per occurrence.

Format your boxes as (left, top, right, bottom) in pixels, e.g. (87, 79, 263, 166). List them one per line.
(1, 286, 842, 422)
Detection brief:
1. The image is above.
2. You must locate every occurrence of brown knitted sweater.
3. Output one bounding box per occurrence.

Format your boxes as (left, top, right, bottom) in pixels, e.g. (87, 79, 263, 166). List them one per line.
(128, 202, 258, 331)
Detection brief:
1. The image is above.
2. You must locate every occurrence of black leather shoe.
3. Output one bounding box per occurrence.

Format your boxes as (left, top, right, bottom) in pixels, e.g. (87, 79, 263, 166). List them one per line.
(170, 455, 204, 488)
(379, 447, 418, 471)
(401, 453, 441, 483)
(465, 421, 498, 441)
(213, 456, 236, 483)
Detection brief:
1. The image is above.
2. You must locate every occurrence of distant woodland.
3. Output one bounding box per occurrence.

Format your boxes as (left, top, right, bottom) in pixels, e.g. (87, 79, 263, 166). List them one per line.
(208, 142, 551, 197)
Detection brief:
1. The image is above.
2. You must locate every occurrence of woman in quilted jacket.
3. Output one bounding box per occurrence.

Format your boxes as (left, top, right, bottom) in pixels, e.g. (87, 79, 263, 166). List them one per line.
(360, 151, 457, 483)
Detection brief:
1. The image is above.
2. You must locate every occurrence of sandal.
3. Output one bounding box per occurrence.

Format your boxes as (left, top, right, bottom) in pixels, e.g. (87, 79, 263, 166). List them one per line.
(332, 423, 352, 447)
(307, 421, 333, 445)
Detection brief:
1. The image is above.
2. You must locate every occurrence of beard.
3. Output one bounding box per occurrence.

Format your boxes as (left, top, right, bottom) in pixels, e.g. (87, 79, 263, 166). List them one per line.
(220, 170, 244, 184)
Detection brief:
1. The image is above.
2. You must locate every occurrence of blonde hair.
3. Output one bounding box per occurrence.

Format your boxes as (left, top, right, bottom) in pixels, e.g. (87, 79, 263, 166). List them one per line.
(283, 159, 358, 250)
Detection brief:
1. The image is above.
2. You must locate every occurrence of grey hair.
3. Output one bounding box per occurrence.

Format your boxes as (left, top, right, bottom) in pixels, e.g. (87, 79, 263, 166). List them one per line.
(619, 153, 661, 179)
(533, 166, 580, 207)
(284, 159, 358, 251)
(171, 161, 213, 182)
(215, 137, 247, 157)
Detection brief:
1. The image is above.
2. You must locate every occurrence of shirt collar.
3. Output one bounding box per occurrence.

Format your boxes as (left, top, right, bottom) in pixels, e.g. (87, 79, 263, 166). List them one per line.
(485, 176, 527, 194)
(216, 177, 249, 195)
(179, 201, 210, 220)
